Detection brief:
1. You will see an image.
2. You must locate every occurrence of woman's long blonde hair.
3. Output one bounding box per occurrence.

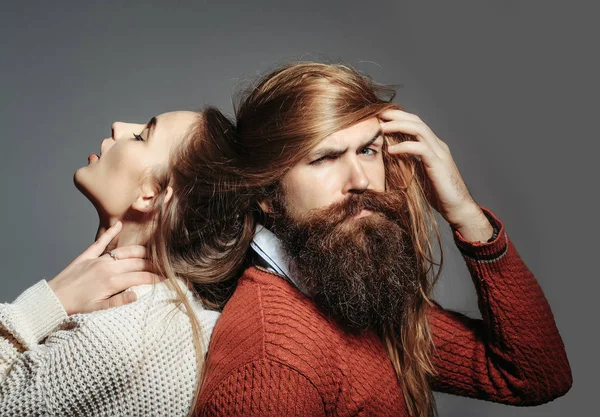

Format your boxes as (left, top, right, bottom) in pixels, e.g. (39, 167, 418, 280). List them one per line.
(211, 62, 444, 416)
(143, 107, 241, 413)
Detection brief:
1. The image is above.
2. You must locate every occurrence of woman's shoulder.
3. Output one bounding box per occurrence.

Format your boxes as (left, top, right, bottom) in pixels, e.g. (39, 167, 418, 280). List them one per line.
(63, 280, 219, 346)
(28, 282, 209, 416)
(130, 279, 220, 323)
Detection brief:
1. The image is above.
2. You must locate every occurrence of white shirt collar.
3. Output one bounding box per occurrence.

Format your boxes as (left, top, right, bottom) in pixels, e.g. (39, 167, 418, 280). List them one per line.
(250, 224, 309, 295)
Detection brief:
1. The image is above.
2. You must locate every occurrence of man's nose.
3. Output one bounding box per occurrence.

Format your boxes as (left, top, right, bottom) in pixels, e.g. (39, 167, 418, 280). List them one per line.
(343, 157, 370, 194)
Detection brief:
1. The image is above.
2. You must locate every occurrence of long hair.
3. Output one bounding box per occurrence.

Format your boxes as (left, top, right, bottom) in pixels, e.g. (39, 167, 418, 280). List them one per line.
(143, 107, 241, 414)
(218, 62, 444, 416)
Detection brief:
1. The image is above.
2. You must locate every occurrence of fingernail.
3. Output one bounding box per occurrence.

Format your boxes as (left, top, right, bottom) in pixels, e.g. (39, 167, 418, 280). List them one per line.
(124, 292, 136, 303)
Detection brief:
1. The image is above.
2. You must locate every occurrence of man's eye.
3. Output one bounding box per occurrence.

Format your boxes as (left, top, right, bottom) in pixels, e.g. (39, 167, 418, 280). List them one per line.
(360, 148, 377, 156)
(310, 155, 335, 165)
(133, 133, 145, 142)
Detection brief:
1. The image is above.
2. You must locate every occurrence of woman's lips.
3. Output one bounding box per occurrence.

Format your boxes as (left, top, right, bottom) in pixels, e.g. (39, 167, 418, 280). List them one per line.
(88, 154, 99, 163)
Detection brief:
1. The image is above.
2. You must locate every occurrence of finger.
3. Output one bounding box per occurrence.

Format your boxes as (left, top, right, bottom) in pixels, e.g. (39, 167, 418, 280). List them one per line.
(115, 271, 164, 290)
(98, 291, 138, 311)
(381, 120, 445, 156)
(378, 109, 422, 123)
(107, 258, 154, 275)
(103, 271, 162, 295)
(379, 111, 449, 154)
(388, 141, 439, 166)
(381, 120, 424, 136)
(86, 221, 122, 258)
(108, 245, 147, 260)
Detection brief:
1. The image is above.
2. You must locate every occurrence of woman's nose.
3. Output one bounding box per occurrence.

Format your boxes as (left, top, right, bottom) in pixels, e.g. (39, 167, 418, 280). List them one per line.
(111, 122, 144, 141)
(111, 122, 126, 140)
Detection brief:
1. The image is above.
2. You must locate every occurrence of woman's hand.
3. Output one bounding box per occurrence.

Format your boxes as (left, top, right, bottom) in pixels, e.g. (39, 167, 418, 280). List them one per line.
(379, 109, 493, 241)
(48, 222, 161, 315)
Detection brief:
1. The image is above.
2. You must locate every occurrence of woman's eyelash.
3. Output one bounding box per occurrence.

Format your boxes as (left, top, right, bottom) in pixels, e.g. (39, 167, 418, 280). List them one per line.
(133, 133, 144, 141)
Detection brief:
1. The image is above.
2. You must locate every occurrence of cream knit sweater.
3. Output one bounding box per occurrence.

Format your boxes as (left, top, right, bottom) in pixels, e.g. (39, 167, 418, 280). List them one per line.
(0, 279, 220, 416)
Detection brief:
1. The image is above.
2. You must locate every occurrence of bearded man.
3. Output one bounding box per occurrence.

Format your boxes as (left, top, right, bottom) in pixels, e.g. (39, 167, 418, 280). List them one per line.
(195, 62, 572, 417)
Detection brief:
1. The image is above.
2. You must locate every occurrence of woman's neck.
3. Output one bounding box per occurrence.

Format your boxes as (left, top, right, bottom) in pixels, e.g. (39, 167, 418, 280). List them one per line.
(96, 220, 149, 252)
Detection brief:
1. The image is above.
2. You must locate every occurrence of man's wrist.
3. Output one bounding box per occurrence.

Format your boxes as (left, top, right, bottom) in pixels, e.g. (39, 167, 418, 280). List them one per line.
(451, 206, 495, 243)
(452, 206, 507, 261)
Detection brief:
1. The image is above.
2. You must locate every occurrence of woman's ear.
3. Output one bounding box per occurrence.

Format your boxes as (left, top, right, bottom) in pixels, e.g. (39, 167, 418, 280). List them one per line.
(132, 183, 173, 214)
(132, 189, 156, 213)
(163, 186, 174, 206)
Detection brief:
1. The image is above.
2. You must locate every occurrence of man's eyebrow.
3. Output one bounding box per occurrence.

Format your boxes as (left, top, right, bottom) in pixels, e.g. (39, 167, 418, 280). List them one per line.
(310, 146, 345, 160)
(310, 128, 384, 160)
(360, 128, 383, 149)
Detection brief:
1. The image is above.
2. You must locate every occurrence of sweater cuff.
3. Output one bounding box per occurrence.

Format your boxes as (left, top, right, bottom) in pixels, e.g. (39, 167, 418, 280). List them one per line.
(452, 206, 508, 262)
(12, 280, 68, 343)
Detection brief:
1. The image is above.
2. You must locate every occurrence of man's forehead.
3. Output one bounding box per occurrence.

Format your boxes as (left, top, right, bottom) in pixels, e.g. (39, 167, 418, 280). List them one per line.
(315, 117, 381, 149)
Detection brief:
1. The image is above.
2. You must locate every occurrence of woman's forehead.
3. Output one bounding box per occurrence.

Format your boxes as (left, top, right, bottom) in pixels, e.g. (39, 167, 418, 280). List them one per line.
(151, 111, 199, 142)
(154, 111, 199, 132)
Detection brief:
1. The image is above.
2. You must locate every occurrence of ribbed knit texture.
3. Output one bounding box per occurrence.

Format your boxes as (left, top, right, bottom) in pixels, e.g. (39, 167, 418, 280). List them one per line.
(197, 207, 572, 416)
(0, 279, 220, 416)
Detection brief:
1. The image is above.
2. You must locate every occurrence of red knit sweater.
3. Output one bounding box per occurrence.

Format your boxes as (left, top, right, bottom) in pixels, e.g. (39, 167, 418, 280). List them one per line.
(196, 208, 572, 416)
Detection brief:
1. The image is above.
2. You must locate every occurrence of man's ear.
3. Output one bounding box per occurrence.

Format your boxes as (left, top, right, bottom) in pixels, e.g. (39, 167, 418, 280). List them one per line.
(132, 185, 174, 213)
(258, 198, 273, 214)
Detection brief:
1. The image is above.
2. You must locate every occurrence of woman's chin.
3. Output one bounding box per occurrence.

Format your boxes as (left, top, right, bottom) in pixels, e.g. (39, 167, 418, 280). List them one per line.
(73, 167, 87, 193)
(73, 169, 99, 207)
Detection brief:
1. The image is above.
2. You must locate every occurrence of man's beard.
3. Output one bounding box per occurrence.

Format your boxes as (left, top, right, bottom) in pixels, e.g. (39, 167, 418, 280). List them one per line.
(270, 189, 421, 333)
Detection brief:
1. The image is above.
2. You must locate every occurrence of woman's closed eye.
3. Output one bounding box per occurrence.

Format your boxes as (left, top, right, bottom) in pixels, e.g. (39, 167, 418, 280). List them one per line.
(133, 133, 145, 142)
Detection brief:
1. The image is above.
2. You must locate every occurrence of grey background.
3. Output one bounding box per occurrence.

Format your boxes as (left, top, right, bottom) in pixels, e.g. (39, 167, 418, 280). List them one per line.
(1, 1, 596, 415)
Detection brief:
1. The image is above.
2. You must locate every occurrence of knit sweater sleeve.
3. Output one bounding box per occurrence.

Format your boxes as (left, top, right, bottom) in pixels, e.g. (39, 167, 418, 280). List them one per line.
(0, 282, 218, 416)
(200, 358, 326, 417)
(429, 207, 572, 405)
(0, 280, 68, 378)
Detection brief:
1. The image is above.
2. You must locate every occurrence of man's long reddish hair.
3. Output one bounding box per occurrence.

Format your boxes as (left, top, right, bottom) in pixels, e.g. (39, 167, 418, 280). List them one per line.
(208, 62, 444, 416)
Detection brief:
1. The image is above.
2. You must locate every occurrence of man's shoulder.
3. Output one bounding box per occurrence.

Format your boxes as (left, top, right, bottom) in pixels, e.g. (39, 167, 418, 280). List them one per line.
(203, 267, 345, 386)
(212, 266, 339, 342)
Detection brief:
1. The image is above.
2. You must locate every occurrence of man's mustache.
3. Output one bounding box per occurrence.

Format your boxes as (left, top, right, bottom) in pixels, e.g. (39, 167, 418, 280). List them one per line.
(307, 189, 406, 225)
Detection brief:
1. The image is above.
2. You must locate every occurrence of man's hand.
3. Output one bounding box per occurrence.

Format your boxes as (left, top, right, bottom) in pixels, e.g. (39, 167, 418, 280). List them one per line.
(379, 109, 493, 242)
(48, 221, 162, 315)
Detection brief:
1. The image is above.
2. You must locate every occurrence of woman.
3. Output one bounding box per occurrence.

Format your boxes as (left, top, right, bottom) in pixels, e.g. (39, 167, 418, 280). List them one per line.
(0, 108, 237, 416)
